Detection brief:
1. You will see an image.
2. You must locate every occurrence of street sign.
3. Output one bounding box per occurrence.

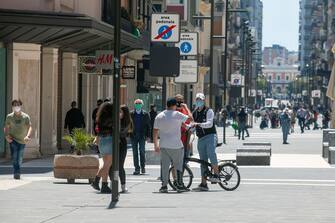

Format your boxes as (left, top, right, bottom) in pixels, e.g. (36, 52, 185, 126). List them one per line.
(175, 60, 198, 83)
(249, 89, 256, 97)
(95, 50, 113, 69)
(122, 66, 136, 79)
(257, 90, 263, 96)
(79, 56, 101, 74)
(151, 13, 180, 43)
(312, 90, 321, 98)
(231, 73, 242, 86)
(175, 32, 198, 56)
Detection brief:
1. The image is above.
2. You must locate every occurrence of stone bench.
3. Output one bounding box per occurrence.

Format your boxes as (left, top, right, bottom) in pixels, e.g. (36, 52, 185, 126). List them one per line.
(329, 147, 335, 165)
(237, 146, 271, 166)
(322, 131, 335, 158)
(242, 142, 272, 156)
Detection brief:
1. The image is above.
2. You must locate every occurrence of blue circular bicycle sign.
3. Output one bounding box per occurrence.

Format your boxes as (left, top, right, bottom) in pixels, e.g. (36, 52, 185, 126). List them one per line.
(158, 25, 173, 40)
(180, 42, 192, 54)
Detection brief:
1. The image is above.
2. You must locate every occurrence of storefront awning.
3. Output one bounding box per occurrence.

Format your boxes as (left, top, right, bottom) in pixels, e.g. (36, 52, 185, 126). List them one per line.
(0, 9, 149, 54)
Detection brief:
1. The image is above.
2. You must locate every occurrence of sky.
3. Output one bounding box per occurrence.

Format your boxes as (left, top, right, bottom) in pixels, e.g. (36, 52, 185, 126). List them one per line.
(262, 0, 300, 51)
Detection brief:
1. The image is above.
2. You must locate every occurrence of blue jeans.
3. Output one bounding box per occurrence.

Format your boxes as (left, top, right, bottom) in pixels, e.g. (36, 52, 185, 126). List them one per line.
(10, 140, 25, 175)
(131, 135, 146, 171)
(197, 134, 218, 177)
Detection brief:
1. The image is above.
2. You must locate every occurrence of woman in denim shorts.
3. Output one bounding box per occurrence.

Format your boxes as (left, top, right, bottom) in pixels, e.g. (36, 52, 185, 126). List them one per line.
(91, 102, 113, 193)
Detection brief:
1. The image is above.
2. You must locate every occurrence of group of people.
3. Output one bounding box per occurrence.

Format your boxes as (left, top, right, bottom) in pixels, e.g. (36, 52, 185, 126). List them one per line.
(4, 95, 333, 194)
(88, 92, 221, 193)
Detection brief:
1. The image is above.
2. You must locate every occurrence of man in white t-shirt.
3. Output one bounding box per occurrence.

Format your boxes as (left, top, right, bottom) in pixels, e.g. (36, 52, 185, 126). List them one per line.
(153, 98, 193, 193)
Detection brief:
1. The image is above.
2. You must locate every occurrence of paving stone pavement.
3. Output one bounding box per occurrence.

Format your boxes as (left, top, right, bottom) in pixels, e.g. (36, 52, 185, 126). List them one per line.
(0, 123, 335, 222)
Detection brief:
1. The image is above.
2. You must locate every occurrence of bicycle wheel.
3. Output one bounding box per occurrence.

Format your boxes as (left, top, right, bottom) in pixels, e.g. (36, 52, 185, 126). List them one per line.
(218, 162, 241, 191)
(168, 165, 193, 190)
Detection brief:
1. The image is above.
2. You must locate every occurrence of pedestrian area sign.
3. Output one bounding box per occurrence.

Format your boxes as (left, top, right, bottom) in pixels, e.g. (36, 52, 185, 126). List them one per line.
(175, 32, 198, 56)
(175, 60, 198, 83)
(151, 13, 180, 43)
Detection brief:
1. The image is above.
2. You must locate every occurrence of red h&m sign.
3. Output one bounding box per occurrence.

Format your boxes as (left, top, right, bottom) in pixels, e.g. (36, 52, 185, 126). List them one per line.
(95, 50, 113, 69)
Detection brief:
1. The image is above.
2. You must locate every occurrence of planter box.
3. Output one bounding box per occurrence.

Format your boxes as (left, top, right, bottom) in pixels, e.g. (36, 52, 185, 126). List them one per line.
(53, 154, 99, 183)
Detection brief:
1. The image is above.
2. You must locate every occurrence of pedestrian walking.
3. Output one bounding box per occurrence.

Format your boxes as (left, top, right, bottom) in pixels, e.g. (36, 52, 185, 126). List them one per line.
(130, 99, 151, 175)
(153, 98, 193, 193)
(279, 108, 291, 144)
(297, 106, 307, 133)
(237, 107, 248, 140)
(64, 101, 86, 134)
(290, 109, 296, 133)
(149, 104, 157, 142)
(192, 93, 220, 192)
(313, 109, 319, 130)
(92, 99, 103, 135)
(322, 109, 331, 129)
(3, 99, 32, 180)
(119, 105, 133, 193)
(91, 102, 113, 194)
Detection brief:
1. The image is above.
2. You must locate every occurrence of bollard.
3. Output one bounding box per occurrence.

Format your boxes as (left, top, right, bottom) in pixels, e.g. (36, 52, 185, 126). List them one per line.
(328, 147, 335, 165)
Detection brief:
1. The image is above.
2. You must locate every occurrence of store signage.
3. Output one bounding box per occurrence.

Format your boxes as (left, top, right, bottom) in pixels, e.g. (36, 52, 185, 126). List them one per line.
(95, 50, 113, 69)
(122, 66, 136, 79)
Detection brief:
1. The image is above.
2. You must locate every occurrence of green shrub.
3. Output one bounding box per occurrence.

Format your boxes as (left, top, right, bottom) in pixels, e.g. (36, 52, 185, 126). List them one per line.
(63, 128, 94, 155)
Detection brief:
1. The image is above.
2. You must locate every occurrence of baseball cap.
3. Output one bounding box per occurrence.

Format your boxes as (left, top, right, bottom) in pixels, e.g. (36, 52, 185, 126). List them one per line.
(196, 93, 205, 100)
(167, 98, 177, 107)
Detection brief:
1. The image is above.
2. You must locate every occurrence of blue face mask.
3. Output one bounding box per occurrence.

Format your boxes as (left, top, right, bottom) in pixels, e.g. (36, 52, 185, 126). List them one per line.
(196, 100, 204, 108)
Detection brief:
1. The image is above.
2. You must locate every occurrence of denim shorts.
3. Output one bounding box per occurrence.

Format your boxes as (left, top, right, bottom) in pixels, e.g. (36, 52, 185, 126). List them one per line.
(99, 136, 113, 155)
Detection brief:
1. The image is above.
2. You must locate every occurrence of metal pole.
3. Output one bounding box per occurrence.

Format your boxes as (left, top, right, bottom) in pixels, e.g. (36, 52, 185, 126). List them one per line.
(222, 0, 229, 144)
(162, 77, 167, 110)
(209, 0, 214, 108)
(109, 0, 121, 208)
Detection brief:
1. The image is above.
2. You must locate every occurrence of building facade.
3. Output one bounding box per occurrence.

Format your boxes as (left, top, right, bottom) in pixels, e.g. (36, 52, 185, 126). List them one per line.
(0, 0, 153, 157)
(263, 57, 299, 99)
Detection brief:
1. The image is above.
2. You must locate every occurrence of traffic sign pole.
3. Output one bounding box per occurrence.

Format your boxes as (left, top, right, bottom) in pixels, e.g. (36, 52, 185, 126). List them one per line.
(109, 0, 121, 209)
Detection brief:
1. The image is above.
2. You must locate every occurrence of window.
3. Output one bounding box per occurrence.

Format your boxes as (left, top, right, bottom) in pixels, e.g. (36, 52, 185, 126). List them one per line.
(268, 76, 272, 80)
(286, 76, 289, 81)
(277, 76, 280, 81)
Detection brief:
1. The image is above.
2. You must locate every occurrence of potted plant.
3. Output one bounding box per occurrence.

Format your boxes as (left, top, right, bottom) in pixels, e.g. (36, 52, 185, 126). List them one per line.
(53, 128, 99, 184)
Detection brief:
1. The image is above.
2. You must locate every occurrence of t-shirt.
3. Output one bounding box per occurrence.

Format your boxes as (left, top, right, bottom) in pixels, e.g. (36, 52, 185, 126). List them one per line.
(5, 112, 31, 144)
(154, 110, 188, 149)
(176, 107, 191, 144)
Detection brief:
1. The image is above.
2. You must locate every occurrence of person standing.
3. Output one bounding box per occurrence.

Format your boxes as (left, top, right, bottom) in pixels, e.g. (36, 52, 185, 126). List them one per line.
(192, 93, 220, 192)
(280, 108, 291, 144)
(3, 99, 32, 180)
(130, 99, 151, 175)
(64, 101, 86, 134)
(119, 105, 133, 193)
(153, 98, 192, 193)
(149, 104, 157, 142)
(237, 107, 248, 140)
(91, 102, 113, 194)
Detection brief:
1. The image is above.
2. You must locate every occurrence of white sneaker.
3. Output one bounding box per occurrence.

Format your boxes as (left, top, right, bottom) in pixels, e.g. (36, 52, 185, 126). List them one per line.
(121, 184, 128, 193)
(208, 175, 221, 183)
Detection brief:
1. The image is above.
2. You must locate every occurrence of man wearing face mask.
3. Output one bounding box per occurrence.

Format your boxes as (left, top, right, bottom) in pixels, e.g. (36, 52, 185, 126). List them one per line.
(192, 93, 220, 192)
(3, 99, 32, 180)
(130, 99, 151, 175)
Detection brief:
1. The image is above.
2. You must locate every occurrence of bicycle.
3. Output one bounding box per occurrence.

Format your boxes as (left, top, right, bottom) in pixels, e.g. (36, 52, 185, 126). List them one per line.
(168, 157, 241, 191)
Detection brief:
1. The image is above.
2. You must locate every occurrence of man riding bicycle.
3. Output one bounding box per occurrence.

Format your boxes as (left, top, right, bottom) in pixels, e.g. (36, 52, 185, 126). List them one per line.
(192, 93, 220, 192)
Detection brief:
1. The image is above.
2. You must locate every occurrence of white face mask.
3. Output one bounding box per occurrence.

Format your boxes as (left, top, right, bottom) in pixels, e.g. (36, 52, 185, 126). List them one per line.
(13, 106, 21, 113)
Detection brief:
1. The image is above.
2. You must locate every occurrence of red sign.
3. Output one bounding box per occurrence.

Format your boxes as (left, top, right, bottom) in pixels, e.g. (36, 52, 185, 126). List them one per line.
(95, 50, 113, 69)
